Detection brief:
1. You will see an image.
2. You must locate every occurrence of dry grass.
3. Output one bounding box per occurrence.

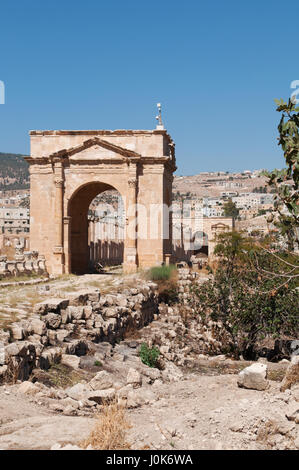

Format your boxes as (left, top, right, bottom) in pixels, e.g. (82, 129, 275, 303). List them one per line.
(256, 420, 280, 448)
(80, 400, 131, 450)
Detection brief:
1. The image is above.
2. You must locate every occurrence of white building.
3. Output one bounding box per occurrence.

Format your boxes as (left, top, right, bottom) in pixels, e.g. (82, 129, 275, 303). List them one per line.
(0, 207, 30, 234)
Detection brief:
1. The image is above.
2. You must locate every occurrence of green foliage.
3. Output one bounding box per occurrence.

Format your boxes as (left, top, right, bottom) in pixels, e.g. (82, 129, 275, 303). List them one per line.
(264, 99, 299, 248)
(148, 264, 176, 281)
(257, 209, 267, 216)
(139, 343, 160, 368)
(19, 196, 30, 208)
(190, 232, 298, 359)
(94, 360, 102, 367)
(0, 153, 29, 190)
(222, 198, 239, 218)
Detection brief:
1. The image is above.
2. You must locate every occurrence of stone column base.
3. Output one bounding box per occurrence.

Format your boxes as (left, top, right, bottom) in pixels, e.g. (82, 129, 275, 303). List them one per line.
(52, 248, 65, 275)
(123, 246, 137, 273)
(123, 262, 138, 274)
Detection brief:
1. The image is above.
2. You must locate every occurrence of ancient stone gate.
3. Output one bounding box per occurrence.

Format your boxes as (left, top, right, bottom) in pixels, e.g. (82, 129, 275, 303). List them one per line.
(26, 130, 176, 275)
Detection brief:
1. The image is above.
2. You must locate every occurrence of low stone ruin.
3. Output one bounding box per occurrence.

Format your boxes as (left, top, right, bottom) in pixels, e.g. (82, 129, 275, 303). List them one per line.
(0, 250, 47, 279)
(0, 280, 159, 382)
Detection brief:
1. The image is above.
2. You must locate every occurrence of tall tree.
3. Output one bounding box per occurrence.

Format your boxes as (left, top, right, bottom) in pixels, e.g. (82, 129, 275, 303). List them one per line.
(265, 98, 299, 248)
(223, 198, 239, 218)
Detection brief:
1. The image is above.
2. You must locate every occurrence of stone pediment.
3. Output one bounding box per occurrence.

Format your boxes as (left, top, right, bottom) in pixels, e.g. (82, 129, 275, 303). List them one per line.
(49, 137, 141, 161)
(211, 223, 229, 230)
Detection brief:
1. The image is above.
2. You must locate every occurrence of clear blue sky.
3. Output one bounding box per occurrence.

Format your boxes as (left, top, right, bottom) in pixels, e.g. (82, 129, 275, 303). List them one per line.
(0, 0, 298, 174)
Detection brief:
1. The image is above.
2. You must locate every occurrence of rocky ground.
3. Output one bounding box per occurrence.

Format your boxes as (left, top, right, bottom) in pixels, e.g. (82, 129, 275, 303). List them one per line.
(0, 338, 298, 450)
(0, 270, 298, 451)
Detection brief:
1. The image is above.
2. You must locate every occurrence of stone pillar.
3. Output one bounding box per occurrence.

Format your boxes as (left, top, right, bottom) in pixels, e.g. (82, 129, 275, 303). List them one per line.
(63, 216, 71, 274)
(52, 160, 65, 274)
(123, 176, 138, 272)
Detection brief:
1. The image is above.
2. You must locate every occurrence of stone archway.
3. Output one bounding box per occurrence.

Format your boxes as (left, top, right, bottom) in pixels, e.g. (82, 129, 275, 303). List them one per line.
(192, 230, 209, 256)
(26, 130, 176, 275)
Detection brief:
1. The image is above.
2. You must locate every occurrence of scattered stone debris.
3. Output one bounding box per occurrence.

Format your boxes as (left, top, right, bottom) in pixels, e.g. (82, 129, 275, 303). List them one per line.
(0, 269, 297, 450)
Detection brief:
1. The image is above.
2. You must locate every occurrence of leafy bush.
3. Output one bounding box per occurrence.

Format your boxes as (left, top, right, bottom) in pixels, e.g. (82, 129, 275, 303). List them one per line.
(139, 343, 160, 368)
(189, 232, 298, 359)
(148, 264, 176, 281)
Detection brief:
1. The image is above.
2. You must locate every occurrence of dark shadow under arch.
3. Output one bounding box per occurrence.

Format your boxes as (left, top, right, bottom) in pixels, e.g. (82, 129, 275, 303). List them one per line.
(192, 230, 209, 256)
(68, 181, 123, 274)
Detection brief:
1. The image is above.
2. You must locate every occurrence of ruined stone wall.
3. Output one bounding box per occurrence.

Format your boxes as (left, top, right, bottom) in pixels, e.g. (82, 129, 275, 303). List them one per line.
(0, 280, 158, 382)
(0, 251, 47, 279)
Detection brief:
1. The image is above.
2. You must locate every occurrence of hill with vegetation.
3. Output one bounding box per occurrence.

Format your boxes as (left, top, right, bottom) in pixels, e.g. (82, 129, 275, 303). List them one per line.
(0, 153, 29, 190)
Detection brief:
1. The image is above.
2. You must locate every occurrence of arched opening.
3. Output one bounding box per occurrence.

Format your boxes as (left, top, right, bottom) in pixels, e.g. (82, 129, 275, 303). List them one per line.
(68, 182, 124, 274)
(192, 231, 209, 257)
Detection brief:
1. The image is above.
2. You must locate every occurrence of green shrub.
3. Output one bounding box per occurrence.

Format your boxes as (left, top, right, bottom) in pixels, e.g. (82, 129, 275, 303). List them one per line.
(139, 343, 160, 368)
(148, 264, 176, 281)
(190, 232, 299, 359)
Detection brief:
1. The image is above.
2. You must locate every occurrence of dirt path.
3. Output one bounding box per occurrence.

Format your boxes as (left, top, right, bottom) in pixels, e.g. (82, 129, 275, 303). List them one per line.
(128, 373, 298, 450)
(0, 372, 297, 450)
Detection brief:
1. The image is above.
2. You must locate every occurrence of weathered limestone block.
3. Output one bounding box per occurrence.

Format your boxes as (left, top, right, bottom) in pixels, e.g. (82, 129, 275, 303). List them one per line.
(34, 298, 69, 315)
(61, 309, 72, 324)
(102, 307, 118, 318)
(89, 370, 114, 391)
(66, 382, 91, 400)
(66, 305, 85, 320)
(86, 319, 95, 329)
(29, 318, 47, 336)
(18, 381, 40, 395)
(67, 291, 89, 306)
(115, 294, 128, 308)
(86, 290, 101, 303)
(10, 324, 27, 341)
(40, 347, 62, 369)
(56, 329, 70, 342)
(83, 306, 93, 319)
(126, 388, 156, 409)
(127, 367, 142, 388)
(47, 330, 57, 345)
(63, 339, 88, 356)
(5, 342, 23, 357)
(280, 356, 299, 392)
(61, 354, 81, 369)
(86, 388, 116, 404)
(237, 363, 269, 391)
(103, 295, 116, 306)
(44, 313, 61, 329)
(7, 261, 19, 276)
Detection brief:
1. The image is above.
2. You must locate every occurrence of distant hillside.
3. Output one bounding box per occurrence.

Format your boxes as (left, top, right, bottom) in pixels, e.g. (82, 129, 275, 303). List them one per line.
(0, 153, 29, 190)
